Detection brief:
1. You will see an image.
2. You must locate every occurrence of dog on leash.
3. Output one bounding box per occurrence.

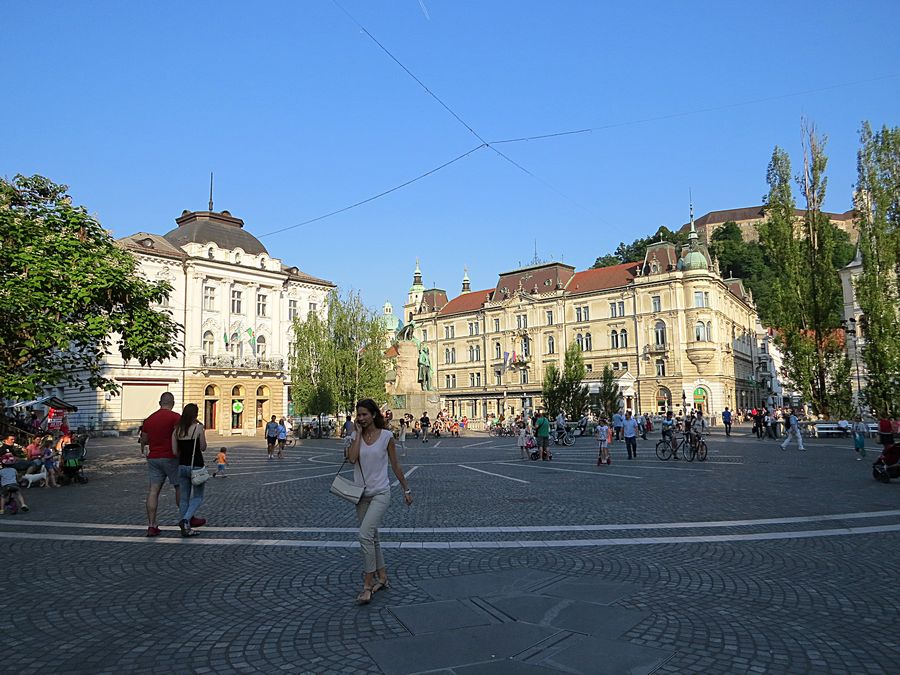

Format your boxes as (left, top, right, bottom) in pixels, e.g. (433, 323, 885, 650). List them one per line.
(19, 466, 47, 488)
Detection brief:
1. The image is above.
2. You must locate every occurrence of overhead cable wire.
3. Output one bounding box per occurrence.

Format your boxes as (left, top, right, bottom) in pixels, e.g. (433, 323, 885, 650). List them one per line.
(258, 144, 486, 238)
(331, 0, 595, 217)
(489, 71, 900, 145)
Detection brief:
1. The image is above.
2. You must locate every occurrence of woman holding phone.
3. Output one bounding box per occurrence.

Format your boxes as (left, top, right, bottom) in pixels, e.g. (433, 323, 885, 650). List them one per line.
(345, 398, 413, 605)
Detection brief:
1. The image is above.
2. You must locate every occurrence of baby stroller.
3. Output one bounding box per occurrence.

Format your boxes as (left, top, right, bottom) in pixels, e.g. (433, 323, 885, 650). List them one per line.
(59, 436, 88, 485)
(873, 421, 899, 483)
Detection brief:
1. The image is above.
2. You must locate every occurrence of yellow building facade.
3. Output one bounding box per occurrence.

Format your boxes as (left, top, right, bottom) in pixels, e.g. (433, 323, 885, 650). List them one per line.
(401, 227, 761, 420)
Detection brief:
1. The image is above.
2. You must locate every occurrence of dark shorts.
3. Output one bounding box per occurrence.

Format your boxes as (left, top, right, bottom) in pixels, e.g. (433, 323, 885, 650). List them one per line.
(539, 437, 549, 449)
(266, 436, 277, 447)
(3, 484, 20, 497)
(147, 457, 179, 486)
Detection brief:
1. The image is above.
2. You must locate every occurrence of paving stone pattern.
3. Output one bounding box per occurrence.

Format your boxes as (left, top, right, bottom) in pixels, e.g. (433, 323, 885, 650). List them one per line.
(0, 428, 898, 673)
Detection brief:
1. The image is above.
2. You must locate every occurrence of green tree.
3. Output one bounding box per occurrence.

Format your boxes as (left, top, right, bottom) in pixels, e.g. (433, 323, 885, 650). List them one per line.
(0, 175, 181, 400)
(290, 290, 387, 417)
(757, 127, 849, 415)
(541, 344, 591, 416)
(592, 226, 687, 268)
(590, 365, 622, 417)
(289, 310, 332, 419)
(854, 122, 900, 416)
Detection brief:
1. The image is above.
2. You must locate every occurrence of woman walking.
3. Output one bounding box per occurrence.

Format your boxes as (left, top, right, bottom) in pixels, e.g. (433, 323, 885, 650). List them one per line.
(346, 399, 413, 605)
(398, 416, 408, 456)
(172, 403, 208, 537)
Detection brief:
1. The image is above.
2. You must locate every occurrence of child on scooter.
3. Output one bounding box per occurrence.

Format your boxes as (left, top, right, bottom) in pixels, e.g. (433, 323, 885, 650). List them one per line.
(596, 418, 610, 466)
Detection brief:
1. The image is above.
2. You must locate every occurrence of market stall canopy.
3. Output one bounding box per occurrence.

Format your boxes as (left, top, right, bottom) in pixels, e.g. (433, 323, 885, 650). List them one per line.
(7, 396, 78, 412)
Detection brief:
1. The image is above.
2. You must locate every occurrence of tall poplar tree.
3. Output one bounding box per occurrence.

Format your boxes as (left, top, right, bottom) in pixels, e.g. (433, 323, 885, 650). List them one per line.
(290, 290, 387, 418)
(757, 126, 851, 415)
(854, 122, 900, 416)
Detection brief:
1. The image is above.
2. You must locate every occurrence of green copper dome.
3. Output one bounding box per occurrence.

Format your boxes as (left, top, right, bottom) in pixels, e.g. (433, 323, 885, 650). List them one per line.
(683, 250, 708, 271)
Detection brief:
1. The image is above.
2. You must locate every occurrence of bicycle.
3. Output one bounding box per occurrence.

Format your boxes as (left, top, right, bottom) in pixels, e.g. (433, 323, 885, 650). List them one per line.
(683, 433, 708, 462)
(655, 434, 685, 461)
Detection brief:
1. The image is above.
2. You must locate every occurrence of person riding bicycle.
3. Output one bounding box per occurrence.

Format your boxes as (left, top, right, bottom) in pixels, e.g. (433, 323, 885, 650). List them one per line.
(555, 411, 568, 444)
(661, 410, 678, 459)
(690, 411, 707, 449)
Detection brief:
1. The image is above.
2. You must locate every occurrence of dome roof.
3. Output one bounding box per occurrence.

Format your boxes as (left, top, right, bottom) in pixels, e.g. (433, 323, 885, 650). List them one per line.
(682, 250, 709, 271)
(163, 210, 268, 255)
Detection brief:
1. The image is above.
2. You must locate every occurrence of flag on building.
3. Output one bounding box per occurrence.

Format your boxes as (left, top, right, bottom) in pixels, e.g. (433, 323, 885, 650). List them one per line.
(247, 328, 255, 353)
(223, 332, 229, 346)
(503, 352, 509, 369)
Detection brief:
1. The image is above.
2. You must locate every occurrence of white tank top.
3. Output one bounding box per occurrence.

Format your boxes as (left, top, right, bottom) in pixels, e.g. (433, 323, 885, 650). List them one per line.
(352, 429, 392, 496)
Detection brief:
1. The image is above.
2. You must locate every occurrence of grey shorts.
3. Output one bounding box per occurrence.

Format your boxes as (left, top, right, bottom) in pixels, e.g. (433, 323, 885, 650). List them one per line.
(147, 458, 179, 486)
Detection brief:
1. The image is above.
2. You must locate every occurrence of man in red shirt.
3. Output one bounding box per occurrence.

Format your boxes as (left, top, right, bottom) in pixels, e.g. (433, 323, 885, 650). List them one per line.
(140, 392, 182, 537)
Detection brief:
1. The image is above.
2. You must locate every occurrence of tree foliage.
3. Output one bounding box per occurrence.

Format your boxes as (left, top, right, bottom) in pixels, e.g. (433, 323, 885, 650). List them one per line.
(541, 344, 590, 416)
(290, 290, 387, 417)
(854, 122, 900, 416)
(756, 128, 849, 415)
(592, 226, 687, 268)
(0, 175, 181, 400)
(590, 365, 622, 418)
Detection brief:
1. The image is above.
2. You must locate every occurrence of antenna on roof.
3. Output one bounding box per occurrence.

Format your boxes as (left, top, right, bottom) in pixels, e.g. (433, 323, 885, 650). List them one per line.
(208, 172, 214, 212)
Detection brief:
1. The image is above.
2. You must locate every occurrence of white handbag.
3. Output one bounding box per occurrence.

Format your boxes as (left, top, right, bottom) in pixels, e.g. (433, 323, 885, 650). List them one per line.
(330, 459, 364, 504)
(189, 430, 210, 486)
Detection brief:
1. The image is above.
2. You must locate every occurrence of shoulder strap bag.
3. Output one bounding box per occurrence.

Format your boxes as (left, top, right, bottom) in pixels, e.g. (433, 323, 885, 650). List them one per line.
(330, 445, 365, 504)
(189, 425, 211, 486)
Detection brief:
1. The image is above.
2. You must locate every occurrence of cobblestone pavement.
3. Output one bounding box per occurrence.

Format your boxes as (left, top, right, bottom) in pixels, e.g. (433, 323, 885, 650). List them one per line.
(2, 426, 898, 673)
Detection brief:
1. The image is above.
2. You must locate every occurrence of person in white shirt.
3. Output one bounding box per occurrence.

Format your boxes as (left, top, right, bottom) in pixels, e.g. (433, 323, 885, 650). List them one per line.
(780, 409, 805, 451)
(621, 410, 641, 459)
(555, 412, 568, 444)
(345, 399, 413, 605)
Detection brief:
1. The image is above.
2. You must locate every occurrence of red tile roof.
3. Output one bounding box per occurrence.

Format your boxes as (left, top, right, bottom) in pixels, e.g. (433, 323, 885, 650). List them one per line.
(565, 263, 637, 295)
(438, 289, 494, 316)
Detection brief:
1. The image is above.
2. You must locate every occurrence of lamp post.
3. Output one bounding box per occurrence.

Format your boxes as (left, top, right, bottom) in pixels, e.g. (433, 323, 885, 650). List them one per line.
(841, 317, 864, 412)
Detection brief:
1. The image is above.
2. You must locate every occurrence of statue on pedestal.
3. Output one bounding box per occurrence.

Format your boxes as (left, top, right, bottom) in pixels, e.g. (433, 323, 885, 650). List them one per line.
(417, 345, 432, 391)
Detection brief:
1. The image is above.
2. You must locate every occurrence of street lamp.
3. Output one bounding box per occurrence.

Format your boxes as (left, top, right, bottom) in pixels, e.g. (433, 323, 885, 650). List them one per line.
(841, 317, 864, 412)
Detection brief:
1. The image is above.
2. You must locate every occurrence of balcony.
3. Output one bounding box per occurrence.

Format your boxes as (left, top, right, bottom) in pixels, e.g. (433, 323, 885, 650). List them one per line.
(201, 355, 285, 371)
(646, 343, 667, 354)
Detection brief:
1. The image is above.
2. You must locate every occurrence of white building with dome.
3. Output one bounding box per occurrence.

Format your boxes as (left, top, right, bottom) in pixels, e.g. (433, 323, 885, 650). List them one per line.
(62, 207, 334, 435)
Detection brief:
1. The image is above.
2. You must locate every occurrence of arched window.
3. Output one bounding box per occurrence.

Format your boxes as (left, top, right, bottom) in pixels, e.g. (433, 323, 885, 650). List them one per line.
(547, 335, 555, 354)
(207, 247, 214, 259)
(584, 333, 593, 351)
(576, 333, 584, 350)
(231, 385, 244, 397)
(451, 348, 456, 363)
(494, 342, 501, 359)
(522, 336, 530, 357)
(620, 329, 628, 349)
(695, 321, 707, 342)
(707, 321, 713, 342)
(610, 330, 619, 349)
(654, 321, 667, 346)
(445, 348, 451, 364)
(204, 384, 218, 397)
(256, 335, 267, 358)
(256, 385, 269, 397)
(259, 257, 266, 269)
(475, 345, 481, 361)
(202, 331, 214, 357)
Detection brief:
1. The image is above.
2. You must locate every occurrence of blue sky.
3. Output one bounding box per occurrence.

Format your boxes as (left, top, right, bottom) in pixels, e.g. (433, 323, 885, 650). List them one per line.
(3, 1, 899, 314)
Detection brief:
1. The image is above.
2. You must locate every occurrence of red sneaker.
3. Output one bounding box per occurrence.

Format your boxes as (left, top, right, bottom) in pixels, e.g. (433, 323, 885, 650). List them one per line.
(146, 526, 161, 537)
(189, 517, 206, 528)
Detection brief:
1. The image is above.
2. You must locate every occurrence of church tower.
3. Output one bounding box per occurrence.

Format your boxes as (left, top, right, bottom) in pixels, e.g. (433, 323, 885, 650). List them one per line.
(404, 259, 425, 322)
(461, 267, 471, 294)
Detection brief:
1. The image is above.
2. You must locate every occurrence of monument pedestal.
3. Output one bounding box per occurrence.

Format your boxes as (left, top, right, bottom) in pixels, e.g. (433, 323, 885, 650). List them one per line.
(386, 341, 441, 418)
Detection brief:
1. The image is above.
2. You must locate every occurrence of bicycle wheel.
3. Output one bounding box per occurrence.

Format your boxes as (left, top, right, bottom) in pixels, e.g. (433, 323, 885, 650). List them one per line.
(697, 441, 708, 461)
(563, 431, 575, 446)
(683, 440, 695, 462)
(655, 440, 671, 460)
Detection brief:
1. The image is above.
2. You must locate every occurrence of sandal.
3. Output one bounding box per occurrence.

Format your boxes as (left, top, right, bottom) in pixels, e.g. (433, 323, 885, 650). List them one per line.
(178, 519, 198, 538)
(356, 586, 374, 605)
(372, 578, 390, 593)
